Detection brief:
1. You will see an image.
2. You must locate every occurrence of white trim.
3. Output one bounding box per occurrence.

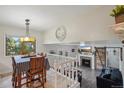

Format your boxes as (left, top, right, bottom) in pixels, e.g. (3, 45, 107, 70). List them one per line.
(3, 32, 6, 57)
(47, 53, 77, 60)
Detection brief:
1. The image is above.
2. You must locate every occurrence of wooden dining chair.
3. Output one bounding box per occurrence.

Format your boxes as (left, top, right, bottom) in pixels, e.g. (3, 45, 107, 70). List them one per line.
(27, 56, 45, 88)
(11, 57, 28, 88)
(11, 57, 17, 87)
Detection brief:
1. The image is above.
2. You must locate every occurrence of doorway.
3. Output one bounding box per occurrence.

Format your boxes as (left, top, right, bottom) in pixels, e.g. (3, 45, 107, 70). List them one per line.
(95, 47, 122, 70)
(106, 47, 122, 70)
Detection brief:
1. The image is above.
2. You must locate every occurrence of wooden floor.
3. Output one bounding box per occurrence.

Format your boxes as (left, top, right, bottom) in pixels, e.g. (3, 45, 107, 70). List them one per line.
(0, 69, 73, 88)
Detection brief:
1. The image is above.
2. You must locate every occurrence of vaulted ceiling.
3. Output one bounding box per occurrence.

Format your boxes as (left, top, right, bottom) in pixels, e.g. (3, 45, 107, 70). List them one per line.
(0, 5, 113, 31)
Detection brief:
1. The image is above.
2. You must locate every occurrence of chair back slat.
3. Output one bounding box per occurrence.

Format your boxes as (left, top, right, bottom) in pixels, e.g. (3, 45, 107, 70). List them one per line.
(29, 57, 45, 74)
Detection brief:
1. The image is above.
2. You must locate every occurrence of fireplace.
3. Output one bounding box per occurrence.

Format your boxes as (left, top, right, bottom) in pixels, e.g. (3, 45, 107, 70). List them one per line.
(81, 57, 91, 67)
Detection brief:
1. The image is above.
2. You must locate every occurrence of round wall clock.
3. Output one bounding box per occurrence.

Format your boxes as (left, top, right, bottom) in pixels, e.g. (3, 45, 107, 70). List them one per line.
(56, 26, 66, 41)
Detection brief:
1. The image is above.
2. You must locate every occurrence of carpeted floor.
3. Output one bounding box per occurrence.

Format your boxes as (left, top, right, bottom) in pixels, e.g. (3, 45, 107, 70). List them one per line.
(0, 67, 100, 88)
(77, 66, 101, 88)
(81, 78, 96, 88)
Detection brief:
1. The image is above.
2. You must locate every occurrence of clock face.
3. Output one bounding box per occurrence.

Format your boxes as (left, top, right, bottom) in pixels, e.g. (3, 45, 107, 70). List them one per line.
(56, 26, 66, 41)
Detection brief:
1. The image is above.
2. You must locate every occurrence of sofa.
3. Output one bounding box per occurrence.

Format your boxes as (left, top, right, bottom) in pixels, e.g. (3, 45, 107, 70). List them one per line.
(96, 67, 123, 88)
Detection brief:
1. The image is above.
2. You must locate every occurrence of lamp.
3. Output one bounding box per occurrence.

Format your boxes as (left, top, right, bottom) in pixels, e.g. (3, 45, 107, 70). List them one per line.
(20, 19, 35, 42)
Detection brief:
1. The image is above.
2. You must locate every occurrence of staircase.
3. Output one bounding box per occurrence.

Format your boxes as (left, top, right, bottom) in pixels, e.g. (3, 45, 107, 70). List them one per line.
(47, 53, 80, 88)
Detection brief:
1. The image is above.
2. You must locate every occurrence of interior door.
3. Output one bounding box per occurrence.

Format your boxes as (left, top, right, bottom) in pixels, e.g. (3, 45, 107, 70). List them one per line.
(106, 48, 120, 69)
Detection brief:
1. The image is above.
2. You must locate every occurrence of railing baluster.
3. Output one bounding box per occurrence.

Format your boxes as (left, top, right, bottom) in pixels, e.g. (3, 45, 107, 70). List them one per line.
(47, 54, 80, 88)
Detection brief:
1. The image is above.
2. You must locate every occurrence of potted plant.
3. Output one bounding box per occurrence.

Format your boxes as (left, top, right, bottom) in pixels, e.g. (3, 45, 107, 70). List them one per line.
(110, 5, 124, 24)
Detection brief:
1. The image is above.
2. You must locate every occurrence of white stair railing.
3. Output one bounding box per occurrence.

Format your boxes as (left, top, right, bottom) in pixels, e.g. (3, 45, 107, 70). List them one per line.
(47, 53, 80, 88)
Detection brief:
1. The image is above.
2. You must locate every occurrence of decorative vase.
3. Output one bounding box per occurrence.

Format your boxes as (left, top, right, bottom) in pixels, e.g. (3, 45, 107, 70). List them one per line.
(115, 14, 124, 24)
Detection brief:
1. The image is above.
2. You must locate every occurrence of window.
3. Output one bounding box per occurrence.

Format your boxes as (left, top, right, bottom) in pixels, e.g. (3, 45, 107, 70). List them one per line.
(6, 35, 36, 56)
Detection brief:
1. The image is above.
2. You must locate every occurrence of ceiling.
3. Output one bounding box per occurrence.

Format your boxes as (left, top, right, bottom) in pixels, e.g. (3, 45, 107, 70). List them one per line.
(0, 5, 107, 31)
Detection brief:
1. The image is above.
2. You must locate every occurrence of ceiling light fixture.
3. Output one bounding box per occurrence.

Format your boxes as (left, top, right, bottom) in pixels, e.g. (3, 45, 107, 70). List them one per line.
(20, 19, 35, 42)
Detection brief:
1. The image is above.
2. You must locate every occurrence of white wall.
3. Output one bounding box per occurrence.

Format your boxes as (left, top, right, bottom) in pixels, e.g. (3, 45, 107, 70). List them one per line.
(43, 6, 118, 44)
(0, 25, 44, 74)
(44, 44, 78, 57)
(43, 6, 124, 87)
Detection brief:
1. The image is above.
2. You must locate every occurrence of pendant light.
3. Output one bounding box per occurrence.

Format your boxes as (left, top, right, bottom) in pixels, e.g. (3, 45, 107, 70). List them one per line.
(20, 19, 35, 42)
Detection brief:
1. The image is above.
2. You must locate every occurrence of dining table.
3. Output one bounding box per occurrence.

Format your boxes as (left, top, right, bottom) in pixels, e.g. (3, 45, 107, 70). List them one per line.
(13, 55, 50, 79)
(12, 55, 50, 87)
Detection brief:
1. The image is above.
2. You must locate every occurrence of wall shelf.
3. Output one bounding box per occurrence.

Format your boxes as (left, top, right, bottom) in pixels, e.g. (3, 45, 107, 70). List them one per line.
(110, 22, 124, 40)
